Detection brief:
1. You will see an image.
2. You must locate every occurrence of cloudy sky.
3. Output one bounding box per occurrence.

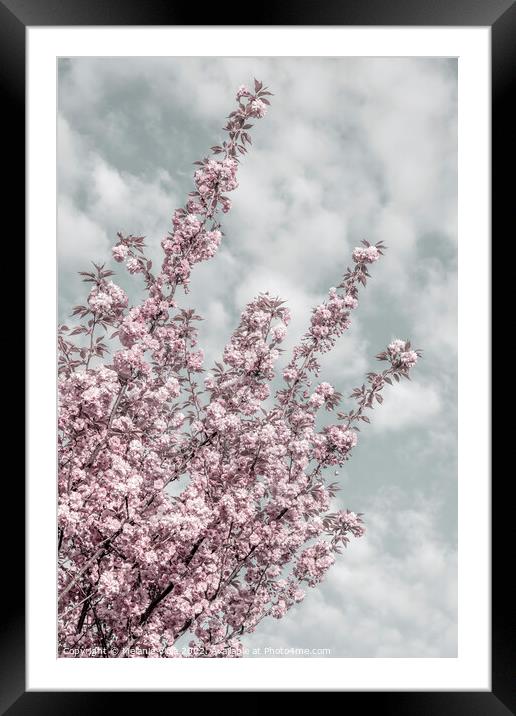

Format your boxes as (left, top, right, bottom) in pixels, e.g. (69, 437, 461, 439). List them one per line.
(57, 56, 458, 658)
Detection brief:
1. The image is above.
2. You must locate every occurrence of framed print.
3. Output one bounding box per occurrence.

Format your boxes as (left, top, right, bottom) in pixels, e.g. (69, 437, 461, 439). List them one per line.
(6, 0, 511, 710)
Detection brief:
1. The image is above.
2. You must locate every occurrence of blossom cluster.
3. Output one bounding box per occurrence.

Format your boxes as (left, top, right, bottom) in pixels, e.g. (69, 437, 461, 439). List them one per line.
(58, 80, 419, 659)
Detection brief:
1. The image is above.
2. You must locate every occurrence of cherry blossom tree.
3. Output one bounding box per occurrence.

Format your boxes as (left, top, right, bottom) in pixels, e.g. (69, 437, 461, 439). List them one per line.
(58, 80, 420, 658)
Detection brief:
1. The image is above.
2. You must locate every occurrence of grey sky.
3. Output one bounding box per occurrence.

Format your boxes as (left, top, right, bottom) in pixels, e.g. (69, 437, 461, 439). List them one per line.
(58, 56, 457, 657)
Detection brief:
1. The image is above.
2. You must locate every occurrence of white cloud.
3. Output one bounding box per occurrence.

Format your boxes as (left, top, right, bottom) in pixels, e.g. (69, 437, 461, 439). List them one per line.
(57, 113, 182, 277)
(370, 379, 442, 432)
(409, 264, 458, 358)
(57, 194, 110, 266)
(244, 494, 457, 657)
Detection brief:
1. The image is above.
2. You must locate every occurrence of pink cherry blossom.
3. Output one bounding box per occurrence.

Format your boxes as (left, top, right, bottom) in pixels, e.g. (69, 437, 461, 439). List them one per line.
(58, 80, 420, 659)
(236, 85, 251, 100)
(112, 244, 128, 263)
(249, 99, 267, 118)
(352, 244, 380, 264)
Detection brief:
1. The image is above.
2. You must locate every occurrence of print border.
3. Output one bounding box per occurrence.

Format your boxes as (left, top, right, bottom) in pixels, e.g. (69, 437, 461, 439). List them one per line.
(5, 0, 511, 710)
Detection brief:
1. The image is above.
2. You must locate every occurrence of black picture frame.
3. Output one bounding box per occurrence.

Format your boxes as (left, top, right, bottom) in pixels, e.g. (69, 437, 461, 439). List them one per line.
(7, 0, 511, 711)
